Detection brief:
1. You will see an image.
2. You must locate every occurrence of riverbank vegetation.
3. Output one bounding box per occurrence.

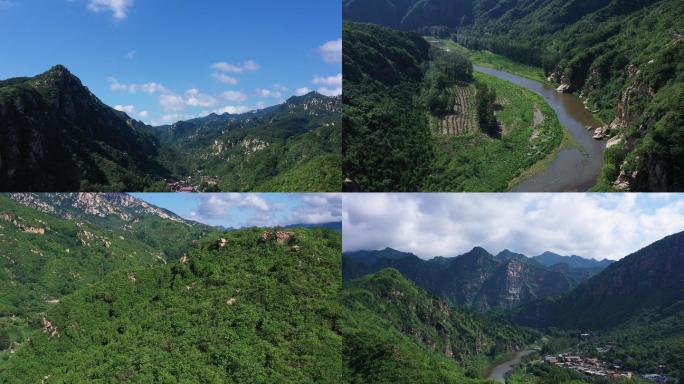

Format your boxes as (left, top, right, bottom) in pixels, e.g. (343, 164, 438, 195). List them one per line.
(343, 22, 564, 192)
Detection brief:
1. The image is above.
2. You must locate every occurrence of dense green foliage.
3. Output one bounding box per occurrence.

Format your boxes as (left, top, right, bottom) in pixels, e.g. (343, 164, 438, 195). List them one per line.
(152, 92, 342, 192)
(340, 268, 536, 383)
(0, 227, 342, 383)
(343, 22, 564, 191)
(474, 82, 499, 137)
(425, 72, 563, 191)
(342, 22, 435, 191)
(0, 66, 341, 192)
(0, 194, 210, 354)
(514, 231, 684, 374)
(344, 0, 684, 191)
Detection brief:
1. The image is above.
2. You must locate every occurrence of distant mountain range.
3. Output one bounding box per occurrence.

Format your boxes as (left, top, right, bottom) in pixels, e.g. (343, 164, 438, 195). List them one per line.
(343, 247, 613, 310)
(516, 230, 684, 329)
(0, 66, 341, 192)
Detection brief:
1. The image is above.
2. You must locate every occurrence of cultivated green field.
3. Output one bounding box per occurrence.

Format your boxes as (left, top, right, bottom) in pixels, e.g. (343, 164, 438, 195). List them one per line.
(425, 72, 564, 191)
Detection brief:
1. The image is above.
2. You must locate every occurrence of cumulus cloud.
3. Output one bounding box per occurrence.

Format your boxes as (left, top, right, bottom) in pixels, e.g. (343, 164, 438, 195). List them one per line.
(295, 87, 312, 96)
(124, 50, 136, 60)
(343, 194, 684, 260)
(212, 72, 238, 85)
(159, 94, 186, 112)
(318, 38, 342, 63)
(150, 113, 198, 126)
(114, 104, 136, 114)
(87, 0, 133, 20)
(185, 89, 216, 108)
(0, 1, 14, 10)
(212, 105, 250, 115)
(256, 88, 283, 99)
(312, 73, 342, 96)
(189, 194, 270, 221)
(108, 78, 169, 95)
(220, 91, 247, 102)
(288, 194, 342, 224)
(211, 60, 260, 74)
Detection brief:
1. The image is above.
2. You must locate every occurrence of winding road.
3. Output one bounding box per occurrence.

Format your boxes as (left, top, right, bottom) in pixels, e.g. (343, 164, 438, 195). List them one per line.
(474, 65, 606, 192)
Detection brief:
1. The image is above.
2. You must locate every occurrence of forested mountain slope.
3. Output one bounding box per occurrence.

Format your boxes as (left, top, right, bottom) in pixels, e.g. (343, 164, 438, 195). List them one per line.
(0, 66, 169, 191)
(0, 227, 342, 383)
(344, 0, 684, 191)
(514, 231, 684, 374)
(341, 268, 535, 383)
(342, 247, 609, 311)
(0, 67, 342, 192)
(150, 92, 342, 192)
(0, 193, 214, 363)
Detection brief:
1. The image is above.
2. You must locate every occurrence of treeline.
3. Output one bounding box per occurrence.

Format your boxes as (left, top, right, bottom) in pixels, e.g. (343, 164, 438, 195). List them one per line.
(421, 48, 473, 115)
(343, 22, 435, 192)
(475, 82, 499, 138)
(455, 34, 559, 73)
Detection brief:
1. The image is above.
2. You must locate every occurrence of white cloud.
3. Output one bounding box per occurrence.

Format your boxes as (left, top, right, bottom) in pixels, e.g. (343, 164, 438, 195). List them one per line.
(212, 72, 238, 85)
(159, 94, 186, 112)
(0, 1, 14, 10)
(108, 78, 169, 95)
(139, 82, 168, 94)
(150, 113, 198, 126)
(138, 110, 149, 118)
(343, 194, 684, 261)
(87, 0, 133, 20)
(189, 194, 270, 222)
(212, 105, 250, 115)
(125, 50, 136, 60)
(114, 104, 136, 114)
(256, 88, 283, 99)
(295, 87, 312, 96)
(312, 73, 342, 96)
(318, 38, 342, 63)
(185, 89, 216, 108)
(220, 91, 247, 102)
(211, 60, 260, 74)
(288, 194, 342, 224)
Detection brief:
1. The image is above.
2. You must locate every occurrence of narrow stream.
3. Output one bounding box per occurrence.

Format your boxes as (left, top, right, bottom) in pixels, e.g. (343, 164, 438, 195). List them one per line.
(474, 65, 606, 192)
(485, 350, 535, 384)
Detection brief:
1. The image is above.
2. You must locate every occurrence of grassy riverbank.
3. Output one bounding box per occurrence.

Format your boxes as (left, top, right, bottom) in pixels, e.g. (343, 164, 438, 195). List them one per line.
(425, 37, 550, 84)
(425, 72, 564, 191)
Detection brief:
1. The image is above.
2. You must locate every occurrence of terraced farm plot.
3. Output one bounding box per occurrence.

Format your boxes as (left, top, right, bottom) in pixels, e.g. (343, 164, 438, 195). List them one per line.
(425, 72, 564, 191)
(440, 85, 477, 135)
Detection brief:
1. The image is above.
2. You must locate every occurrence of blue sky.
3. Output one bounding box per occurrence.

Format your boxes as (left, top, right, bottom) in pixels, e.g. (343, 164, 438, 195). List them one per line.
(343, 193, 684, 260)
(0, 0, 341, 125)
(133, 193, 341, 228)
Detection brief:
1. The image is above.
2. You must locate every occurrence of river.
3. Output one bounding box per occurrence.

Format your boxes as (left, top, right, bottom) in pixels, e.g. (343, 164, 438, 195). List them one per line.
(485, 350, 535, 384)
(474, 65, 606, 192)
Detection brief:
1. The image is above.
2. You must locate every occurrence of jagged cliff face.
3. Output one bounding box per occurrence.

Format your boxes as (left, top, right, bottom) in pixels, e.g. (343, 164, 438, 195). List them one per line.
(0, 66, 165, 191)
(342, 247, 600, 311)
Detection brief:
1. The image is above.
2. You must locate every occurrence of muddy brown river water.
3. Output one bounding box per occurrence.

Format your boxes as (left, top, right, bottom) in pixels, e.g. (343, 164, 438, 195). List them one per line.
(485, 350, 535, 383)
(474, 65, 606, 192)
